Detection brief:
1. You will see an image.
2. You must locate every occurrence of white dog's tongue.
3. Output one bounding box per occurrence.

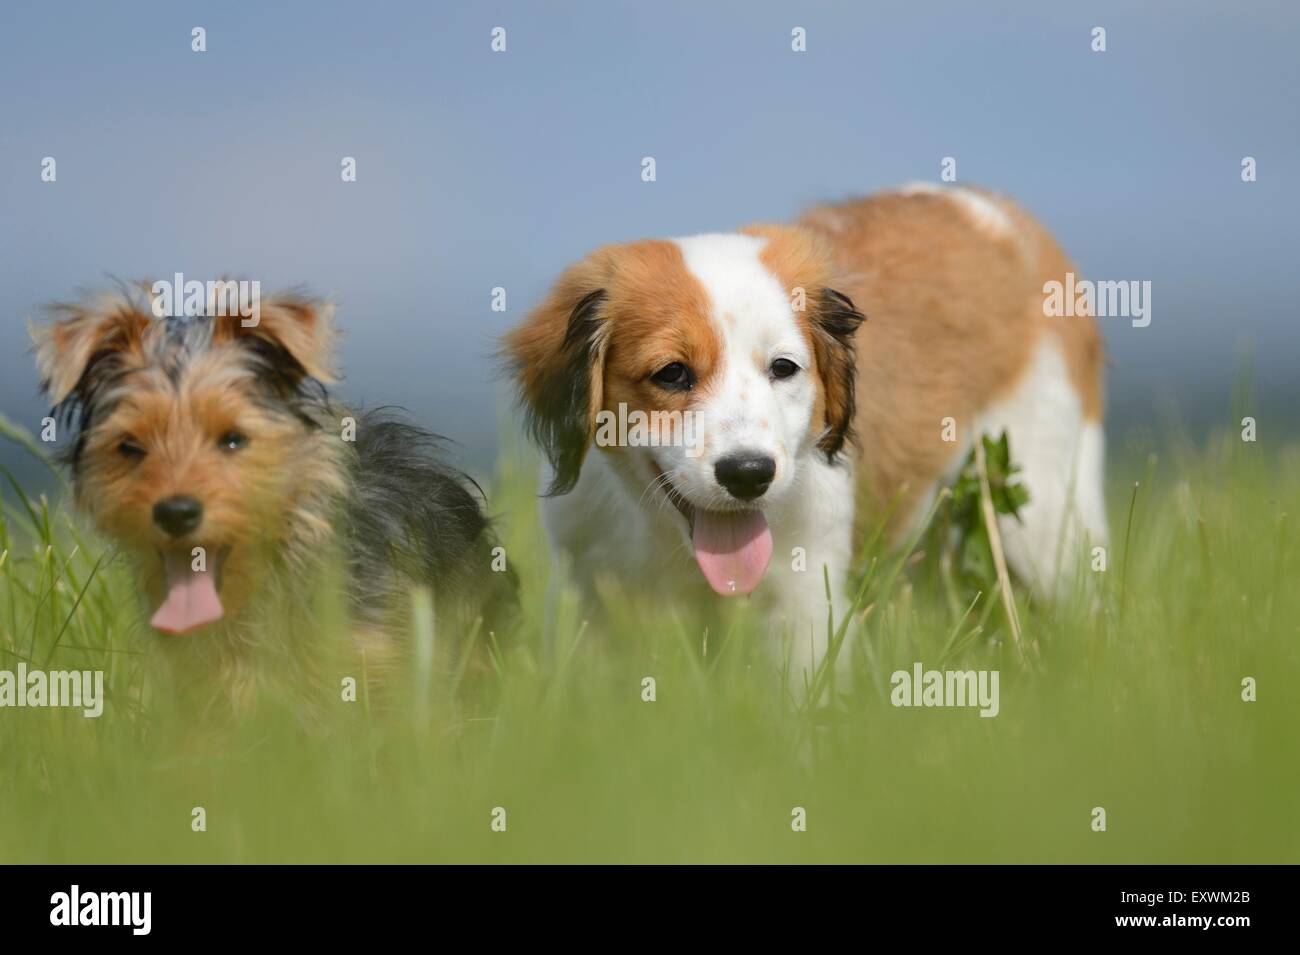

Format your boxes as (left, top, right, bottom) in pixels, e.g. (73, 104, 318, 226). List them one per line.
(692, 509, 774, 596)
(150, 551, 224, 634)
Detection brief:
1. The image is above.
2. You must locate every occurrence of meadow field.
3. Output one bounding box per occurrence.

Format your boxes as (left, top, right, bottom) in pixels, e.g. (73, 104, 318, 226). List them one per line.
(1, 412, 1296, 864)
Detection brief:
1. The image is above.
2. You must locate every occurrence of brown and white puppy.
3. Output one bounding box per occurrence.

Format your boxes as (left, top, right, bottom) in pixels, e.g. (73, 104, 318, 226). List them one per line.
(507, 185, 1107, 673)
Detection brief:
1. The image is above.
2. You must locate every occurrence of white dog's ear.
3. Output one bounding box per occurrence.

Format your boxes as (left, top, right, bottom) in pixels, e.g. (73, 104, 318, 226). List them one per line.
(503, 258, 610, 495)
(810, 287, 866, 459)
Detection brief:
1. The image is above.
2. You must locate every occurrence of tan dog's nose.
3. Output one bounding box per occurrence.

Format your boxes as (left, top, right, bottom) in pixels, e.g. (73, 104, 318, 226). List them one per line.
(152, 495, 203, 537)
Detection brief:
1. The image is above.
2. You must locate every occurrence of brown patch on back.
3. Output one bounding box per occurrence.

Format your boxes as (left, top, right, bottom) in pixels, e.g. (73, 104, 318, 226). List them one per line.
(1002, 202, 1105, 420)
(794, 188, 1105, 539)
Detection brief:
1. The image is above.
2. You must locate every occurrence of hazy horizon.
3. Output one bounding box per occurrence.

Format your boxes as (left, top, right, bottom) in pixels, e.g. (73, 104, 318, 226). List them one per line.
(3, 1, 1298, 493)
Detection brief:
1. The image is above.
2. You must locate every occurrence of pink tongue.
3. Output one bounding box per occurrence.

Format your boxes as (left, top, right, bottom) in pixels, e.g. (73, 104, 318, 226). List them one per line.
(150, 551, 224, 634)
(692, 509, 774, 596)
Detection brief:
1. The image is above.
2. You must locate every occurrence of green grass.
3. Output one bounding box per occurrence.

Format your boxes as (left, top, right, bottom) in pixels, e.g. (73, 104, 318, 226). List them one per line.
(1, 416, 1297, 864)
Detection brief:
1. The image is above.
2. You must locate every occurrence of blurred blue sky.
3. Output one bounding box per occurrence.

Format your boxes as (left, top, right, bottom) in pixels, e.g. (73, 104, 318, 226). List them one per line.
(2, 0, 1297, 489)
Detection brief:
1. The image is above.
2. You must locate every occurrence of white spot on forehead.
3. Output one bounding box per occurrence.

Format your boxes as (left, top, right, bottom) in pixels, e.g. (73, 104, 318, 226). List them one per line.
(654, 234, 819, 488)
(671, 234, 802, 359)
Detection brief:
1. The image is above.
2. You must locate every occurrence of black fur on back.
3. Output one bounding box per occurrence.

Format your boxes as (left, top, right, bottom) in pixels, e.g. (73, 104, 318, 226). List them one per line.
(342, 408, 517, 633)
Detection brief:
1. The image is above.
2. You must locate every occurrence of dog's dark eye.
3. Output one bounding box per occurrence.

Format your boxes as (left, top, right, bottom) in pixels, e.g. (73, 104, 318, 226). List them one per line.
(770, 358, 800, 380)
(651, 362, 693, 390)
(118, 437, 146, 460)
(218, 431, 248, 452)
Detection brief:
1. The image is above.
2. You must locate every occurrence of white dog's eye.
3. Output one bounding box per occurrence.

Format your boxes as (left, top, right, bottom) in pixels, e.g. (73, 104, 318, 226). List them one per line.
(770, 358, 800, 380)
(651, 362, 693, 391)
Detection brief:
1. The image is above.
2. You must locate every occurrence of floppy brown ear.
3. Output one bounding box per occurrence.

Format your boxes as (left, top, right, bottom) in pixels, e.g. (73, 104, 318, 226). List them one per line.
(504, 258, 610, 495)
(215, 294, 338, 384)
(810, 287, 866, 459)
(30, 296, 152, 405)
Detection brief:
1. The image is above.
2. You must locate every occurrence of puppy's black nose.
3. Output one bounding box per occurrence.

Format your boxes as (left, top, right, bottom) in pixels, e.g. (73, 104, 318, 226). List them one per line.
(153, 495, 203, 538)
(714, 453, 776, 501)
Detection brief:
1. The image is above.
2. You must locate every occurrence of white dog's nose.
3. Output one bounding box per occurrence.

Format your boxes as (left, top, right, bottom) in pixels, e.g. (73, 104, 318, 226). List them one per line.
(714, 453, 775, 501)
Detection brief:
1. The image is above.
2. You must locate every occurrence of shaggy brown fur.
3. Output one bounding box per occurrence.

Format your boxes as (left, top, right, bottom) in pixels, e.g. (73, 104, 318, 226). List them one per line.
(32, 285, 515, 716)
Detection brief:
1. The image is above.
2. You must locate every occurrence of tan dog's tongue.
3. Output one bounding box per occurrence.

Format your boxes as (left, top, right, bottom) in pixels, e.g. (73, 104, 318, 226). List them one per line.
(692, 509, 774, 596)
(151, 551, 224, 634)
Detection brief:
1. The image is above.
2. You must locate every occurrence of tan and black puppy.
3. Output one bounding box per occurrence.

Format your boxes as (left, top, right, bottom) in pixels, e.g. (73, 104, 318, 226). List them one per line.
(32, 286, 515, 710)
